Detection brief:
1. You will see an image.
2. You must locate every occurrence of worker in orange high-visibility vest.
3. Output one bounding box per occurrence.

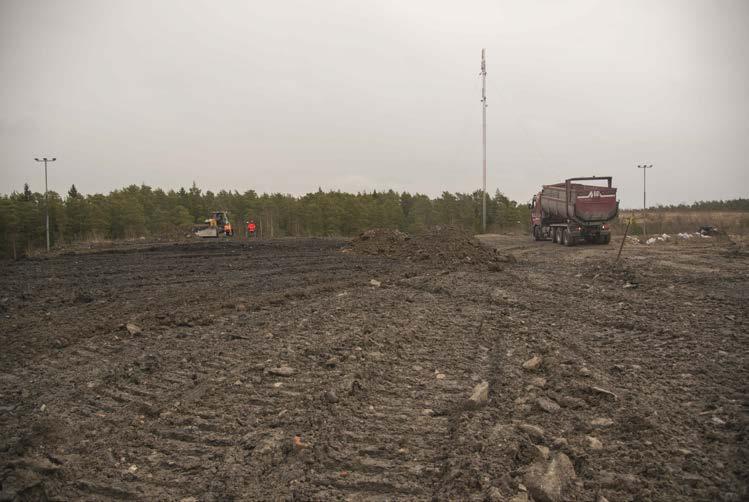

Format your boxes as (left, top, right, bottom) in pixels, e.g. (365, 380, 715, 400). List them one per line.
(247, 220, 257, 239)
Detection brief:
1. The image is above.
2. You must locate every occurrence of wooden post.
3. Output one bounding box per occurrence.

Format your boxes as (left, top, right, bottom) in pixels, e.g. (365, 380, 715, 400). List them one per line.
(616, 217, 632, 262)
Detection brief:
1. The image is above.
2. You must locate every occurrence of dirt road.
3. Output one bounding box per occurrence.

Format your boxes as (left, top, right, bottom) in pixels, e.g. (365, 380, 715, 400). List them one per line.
(0, 234, 746, 501)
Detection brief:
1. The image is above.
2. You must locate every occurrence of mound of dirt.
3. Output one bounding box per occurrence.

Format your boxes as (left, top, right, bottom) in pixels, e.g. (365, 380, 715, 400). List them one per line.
(347, 228, 410, 256)
(348, 226, 513, 268)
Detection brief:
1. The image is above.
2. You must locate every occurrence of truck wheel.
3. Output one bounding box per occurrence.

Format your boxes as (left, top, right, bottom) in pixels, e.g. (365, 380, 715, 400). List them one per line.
(552, 228, 558, 243)
(601, 234, 611, 245)
(533, 226, 541, 241)
(563, 229, 575, 246)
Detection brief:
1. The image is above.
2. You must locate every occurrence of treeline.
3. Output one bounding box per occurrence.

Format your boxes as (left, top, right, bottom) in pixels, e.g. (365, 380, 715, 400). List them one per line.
(651, 198, 749, 211)
(0, 183, 529, 258)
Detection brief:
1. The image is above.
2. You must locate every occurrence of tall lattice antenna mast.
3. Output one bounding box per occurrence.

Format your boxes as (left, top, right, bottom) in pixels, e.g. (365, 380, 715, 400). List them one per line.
(481, 49, 487, 233)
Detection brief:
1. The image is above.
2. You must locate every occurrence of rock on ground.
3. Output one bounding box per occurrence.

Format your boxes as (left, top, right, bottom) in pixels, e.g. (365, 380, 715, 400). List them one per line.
(517, 423, 545, 441)
(523, 355, 543, 370)
(586, 436, 603, 449)
(536, 397, 561, 413)
(469, 381, 489, 404)
(268, 366, 295, 376)
(125, 323, 142, 335)
(523, 452, 577, 502)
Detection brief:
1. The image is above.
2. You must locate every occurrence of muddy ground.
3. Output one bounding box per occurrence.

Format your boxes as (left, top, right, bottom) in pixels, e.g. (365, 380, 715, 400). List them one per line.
(0, 234, 746, 501)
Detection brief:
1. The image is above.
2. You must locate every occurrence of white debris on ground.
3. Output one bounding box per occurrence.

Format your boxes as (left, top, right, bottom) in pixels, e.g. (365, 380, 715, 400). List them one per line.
(647, 233, 671, 244)
(643, 232, 713, 244)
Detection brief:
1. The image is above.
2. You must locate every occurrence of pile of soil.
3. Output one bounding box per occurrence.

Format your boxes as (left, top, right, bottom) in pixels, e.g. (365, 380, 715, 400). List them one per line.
(348, 226, 512, 268)
(347, 228, 410, 256)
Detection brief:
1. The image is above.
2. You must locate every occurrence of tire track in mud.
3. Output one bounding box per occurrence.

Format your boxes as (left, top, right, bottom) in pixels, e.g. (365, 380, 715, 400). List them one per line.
(44, 339, 255, 499)
(0, 240, 388, 499)
(446, 244, 748, 502)
(234, 273, 500, 500)
(2, 237, 745, 501)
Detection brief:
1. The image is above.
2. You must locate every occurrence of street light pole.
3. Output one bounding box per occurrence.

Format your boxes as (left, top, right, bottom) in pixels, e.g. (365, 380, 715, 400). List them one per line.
(637, 164, 652, 236)
(34, 157, 56, 251)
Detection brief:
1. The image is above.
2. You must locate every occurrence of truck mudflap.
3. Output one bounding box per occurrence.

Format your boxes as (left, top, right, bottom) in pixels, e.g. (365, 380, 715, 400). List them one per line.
(569, 223, 611, 237)
(568, 223, 612, 245)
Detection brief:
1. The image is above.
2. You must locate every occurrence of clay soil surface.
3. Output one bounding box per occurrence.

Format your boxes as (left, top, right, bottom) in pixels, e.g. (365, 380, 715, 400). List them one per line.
(0, 234, 747, 501)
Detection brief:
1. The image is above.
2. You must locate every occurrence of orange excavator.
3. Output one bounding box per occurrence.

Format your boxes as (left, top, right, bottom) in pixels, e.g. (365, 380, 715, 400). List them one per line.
(193, 211, 234, 238)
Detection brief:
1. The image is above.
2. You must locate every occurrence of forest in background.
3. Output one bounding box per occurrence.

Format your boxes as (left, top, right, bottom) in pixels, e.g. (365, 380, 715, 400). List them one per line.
(0, 182, 747, 258)
(0, 183, 529, 258)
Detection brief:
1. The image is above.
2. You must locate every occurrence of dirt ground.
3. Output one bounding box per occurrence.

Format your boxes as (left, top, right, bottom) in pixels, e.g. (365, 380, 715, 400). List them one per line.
(0, 233, 746, 501)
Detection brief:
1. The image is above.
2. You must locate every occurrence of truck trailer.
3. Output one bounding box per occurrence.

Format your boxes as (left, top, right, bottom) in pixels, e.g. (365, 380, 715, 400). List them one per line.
(530, 176, 618, 246)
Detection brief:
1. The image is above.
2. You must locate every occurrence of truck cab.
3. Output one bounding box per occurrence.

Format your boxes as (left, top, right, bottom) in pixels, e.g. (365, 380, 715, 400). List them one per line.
(529, 194, 543, 240)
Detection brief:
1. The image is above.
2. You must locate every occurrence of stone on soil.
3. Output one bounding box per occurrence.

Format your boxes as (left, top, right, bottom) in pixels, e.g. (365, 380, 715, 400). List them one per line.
(586, 436, 603, 450)
(530, 377, 547, 388)
(488, 262, 503, 272)
(591, 417, 614, 427)
(517, 423, 545, 440)
(469, 381, 489, 404)
(551, 437, 568, 448)
(590, 386, 617, 400)
(535, 445, 551, 460)
(536, 397, 561, 413)
(523, 452, 576, 502)
(126, 323, 142, 336)
(523, 355, 542, 371)
(491, 288, 513, 303)
(557, 396, 586, 409)
(268, 366, 295, 376)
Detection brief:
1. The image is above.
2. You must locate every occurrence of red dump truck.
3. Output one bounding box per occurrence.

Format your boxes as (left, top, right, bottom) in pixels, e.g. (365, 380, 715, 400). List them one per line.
(530, 176, 618, 246)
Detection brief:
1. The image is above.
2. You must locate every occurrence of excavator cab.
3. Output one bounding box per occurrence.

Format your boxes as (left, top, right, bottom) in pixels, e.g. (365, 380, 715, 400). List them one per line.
(210, 212, 233, 236)
(193, 211, 234, 237)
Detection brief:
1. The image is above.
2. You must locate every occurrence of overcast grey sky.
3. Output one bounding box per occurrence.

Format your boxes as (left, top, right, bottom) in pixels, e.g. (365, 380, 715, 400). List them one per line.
(1, 0, 747, 208)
